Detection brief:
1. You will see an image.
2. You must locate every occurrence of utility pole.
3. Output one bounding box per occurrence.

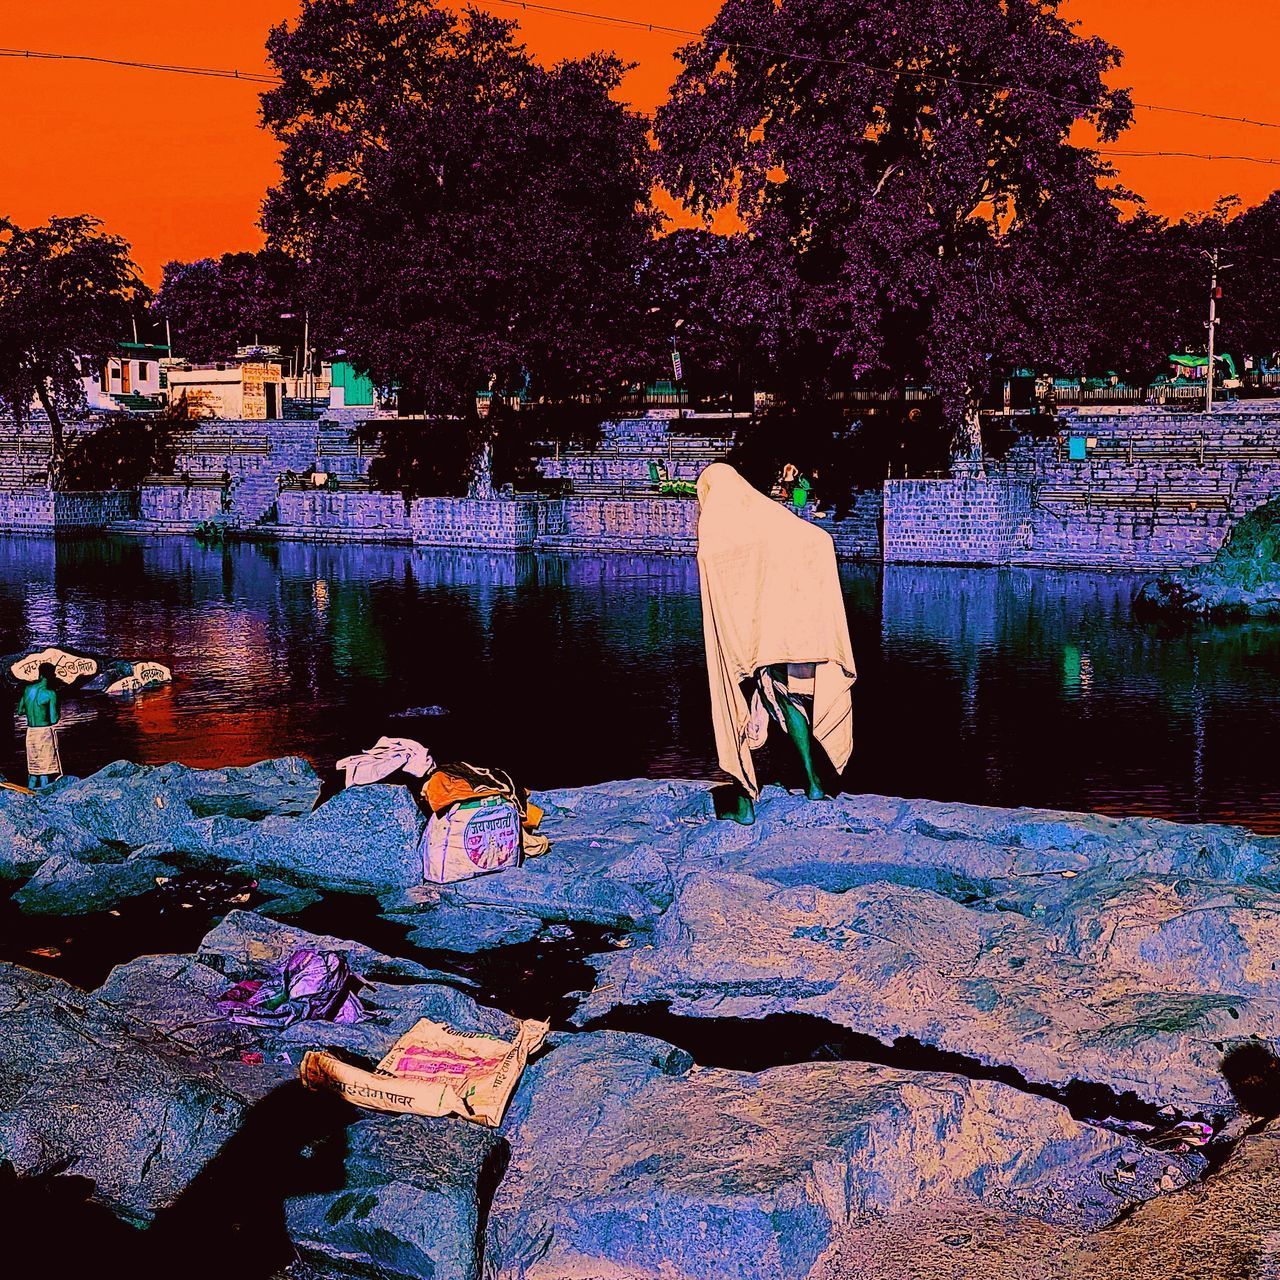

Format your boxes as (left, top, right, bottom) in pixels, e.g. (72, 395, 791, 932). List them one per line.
(1205, 248, 1221, 415)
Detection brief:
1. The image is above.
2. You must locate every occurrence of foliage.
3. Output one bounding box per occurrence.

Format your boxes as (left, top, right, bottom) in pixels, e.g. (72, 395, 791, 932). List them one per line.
(358, 402, 603, 500)
(654, 0, 1133, 449)
(0, 215, 143, 479)
(261, 0, 657, 442)
(59, 399, 199, 491)
(1199, 497, 1280, 592)
(154, 249, 300, 363)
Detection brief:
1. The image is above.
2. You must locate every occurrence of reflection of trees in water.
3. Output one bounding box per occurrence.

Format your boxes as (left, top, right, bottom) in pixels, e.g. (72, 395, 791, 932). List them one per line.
(874, 564, 1280, 826)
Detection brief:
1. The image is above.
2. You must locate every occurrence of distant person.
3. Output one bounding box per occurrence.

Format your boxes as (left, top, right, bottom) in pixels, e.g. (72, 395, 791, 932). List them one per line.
(778, 462, 799, 502)
(696, 464, 857, 825)
(18, 663, 62, 790)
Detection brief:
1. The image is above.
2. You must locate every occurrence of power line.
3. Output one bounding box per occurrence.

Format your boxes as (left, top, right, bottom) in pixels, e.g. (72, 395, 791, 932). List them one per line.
(1101, 149, 1280, 167)
(488, 0, 1280, 133)
(0, 47, 279, 84)
(7, 14, 1280, 149)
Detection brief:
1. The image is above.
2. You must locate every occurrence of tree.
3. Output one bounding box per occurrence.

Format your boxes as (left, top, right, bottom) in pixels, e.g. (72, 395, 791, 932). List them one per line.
(0, 216, 143, 482)
(261, 0, 657, 468)
(155, 249, 299, 363)
(655, 0, 1133, 459)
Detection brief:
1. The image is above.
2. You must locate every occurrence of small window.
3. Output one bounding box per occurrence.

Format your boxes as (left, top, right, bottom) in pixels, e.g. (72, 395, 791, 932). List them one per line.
(137, 361, 149, 381)
(110, 366, 121, 382)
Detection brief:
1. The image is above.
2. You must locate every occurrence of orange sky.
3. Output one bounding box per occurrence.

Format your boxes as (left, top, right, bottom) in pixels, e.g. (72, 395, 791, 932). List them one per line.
(3, 0, 1279, 282)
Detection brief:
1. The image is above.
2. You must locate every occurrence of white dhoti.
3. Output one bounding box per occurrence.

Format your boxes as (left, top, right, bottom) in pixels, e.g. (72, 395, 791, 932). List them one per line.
(25, 726, 62, 778)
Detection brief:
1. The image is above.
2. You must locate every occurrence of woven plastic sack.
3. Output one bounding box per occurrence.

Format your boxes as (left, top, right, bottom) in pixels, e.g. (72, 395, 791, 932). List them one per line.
(422, 795, 523, 883)
(300, 1016, 549, 1127)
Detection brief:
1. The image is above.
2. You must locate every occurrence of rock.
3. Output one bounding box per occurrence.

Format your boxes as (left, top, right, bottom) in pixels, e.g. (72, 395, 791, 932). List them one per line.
(487, 1031, 1190, 1280)
(286, 1113, 504, 1280)
(567, 784, 1280, 1113)
(0, 786, 105, 877)
(12, 852, 178, 916)
(247, 785, 426, 891)
(0, 961, 251, 1224)
(23, 757, 320, 861)
(811, 1116, 1280, 1280)
(382, 779, 708, 951)
(190, 911, 511, 1037)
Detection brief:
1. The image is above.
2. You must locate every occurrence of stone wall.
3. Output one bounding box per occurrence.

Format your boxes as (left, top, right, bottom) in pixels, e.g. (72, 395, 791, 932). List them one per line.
(829, 491, 884, 561)
(412, 498, 540, 549)
(1024, 503, 1235, 569)
(139, 485, 223, 528)
(0, 488, 55, 532)
(54, 491, 137, 529)
(276, 490, 414, 542)
(0, 488, 136, 534)
(1000, 410, 1280, 568)
(540, 498, 700, 553)
(883, 477, 1032, 565)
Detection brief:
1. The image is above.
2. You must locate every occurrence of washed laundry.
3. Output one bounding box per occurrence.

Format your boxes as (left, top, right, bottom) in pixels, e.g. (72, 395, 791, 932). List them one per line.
(300, 1015, 549, 1127)
(337, 736, 435, 787)
(216, 947, 370, 1028)
(420, 761, 549, 882)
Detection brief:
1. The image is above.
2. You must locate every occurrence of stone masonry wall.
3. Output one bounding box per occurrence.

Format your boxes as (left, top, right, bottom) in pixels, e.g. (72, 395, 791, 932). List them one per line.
(139, 485, 223, 527)
(412, 498, 540, 549)
(53, 491, 137, 528)
(276, 490, 414, 542)
(883, 477, 1032, 565)
(0, 488, 55, 532)
(1001, 410, 1280, 568)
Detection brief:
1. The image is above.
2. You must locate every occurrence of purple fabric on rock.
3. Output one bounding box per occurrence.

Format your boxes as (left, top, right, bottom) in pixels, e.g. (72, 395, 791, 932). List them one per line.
(217, 947, 370, 1028)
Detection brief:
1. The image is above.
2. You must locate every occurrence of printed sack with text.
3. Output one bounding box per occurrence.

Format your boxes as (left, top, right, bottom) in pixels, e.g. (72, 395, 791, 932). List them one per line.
(423, 795, 523, 883)
(300, 1016, 549, 1127)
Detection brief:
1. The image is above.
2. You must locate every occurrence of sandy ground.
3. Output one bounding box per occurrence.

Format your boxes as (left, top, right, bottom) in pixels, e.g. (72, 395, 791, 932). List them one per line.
(812, 1122, 1280, 1280)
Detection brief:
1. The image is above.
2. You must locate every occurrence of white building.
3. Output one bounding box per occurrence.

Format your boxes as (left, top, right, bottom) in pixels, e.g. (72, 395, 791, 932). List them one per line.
(80, 342, 169, 411)
(166, 361, 285, 419)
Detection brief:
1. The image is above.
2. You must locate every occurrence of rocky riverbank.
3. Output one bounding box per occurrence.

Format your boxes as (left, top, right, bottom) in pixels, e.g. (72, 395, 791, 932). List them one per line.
(1138, 495, 1280, 618)
(2, 760, 1279, 1278)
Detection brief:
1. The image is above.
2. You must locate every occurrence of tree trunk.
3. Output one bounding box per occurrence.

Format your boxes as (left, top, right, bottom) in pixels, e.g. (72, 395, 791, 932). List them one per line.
(950, 398, 986, 478)
(33, 379, 65, 491)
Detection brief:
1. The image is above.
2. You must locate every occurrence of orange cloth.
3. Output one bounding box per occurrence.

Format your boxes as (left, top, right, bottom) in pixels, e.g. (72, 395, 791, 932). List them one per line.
(424, 765, 543, 832)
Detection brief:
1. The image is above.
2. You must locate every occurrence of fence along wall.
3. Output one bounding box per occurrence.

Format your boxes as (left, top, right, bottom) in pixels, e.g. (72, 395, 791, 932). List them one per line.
(1003, 410, 1280, 568)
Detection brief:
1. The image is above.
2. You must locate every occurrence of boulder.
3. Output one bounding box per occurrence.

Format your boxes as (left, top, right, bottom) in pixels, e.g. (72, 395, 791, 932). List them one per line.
(487, 1031, 1193, 1280)
(0, 961, 253, 1224)
(382, 779, 708, 951)
(12, 852, 177, 916)
(247, 786, 426, 891)
(20, 757, 321, 862)
(285, 1114, 504, 1280)
(565, 784, 1280, 1113)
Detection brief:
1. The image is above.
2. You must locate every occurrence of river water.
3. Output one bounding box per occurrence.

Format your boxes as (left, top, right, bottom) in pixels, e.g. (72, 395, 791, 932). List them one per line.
(2, 535, 1277, 830)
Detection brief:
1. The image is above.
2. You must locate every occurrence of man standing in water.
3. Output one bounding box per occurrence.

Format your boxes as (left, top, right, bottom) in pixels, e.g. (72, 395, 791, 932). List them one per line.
(696, 463, 856, 824)
(18, 663, 62, 790)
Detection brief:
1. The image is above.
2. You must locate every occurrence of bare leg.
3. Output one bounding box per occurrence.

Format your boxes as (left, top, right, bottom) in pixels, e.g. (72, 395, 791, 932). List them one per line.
(777, 696, 826, 800)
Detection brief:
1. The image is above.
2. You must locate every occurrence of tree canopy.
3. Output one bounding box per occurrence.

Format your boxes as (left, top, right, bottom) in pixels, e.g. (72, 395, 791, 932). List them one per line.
(654, 0, 1133, 449)
(0, 215, 143, 478)
(260, 0, 657, 426)
(155, 249, 299, 363)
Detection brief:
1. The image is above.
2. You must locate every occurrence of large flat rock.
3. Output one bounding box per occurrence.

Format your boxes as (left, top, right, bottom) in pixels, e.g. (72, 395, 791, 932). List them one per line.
(486, 1031, 1193, 1280)
(572, 787, 1280, 1113)
(381, 780, 709, 951)
(0, 961, 253, 1224)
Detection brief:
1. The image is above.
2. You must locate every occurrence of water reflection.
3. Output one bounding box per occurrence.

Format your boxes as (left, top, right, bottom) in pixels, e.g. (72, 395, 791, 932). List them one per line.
(2, 537, 1278, 830)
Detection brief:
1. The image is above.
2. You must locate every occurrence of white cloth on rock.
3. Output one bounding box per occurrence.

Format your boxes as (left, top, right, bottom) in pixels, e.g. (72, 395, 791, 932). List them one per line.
(337, 737, 434, 788)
